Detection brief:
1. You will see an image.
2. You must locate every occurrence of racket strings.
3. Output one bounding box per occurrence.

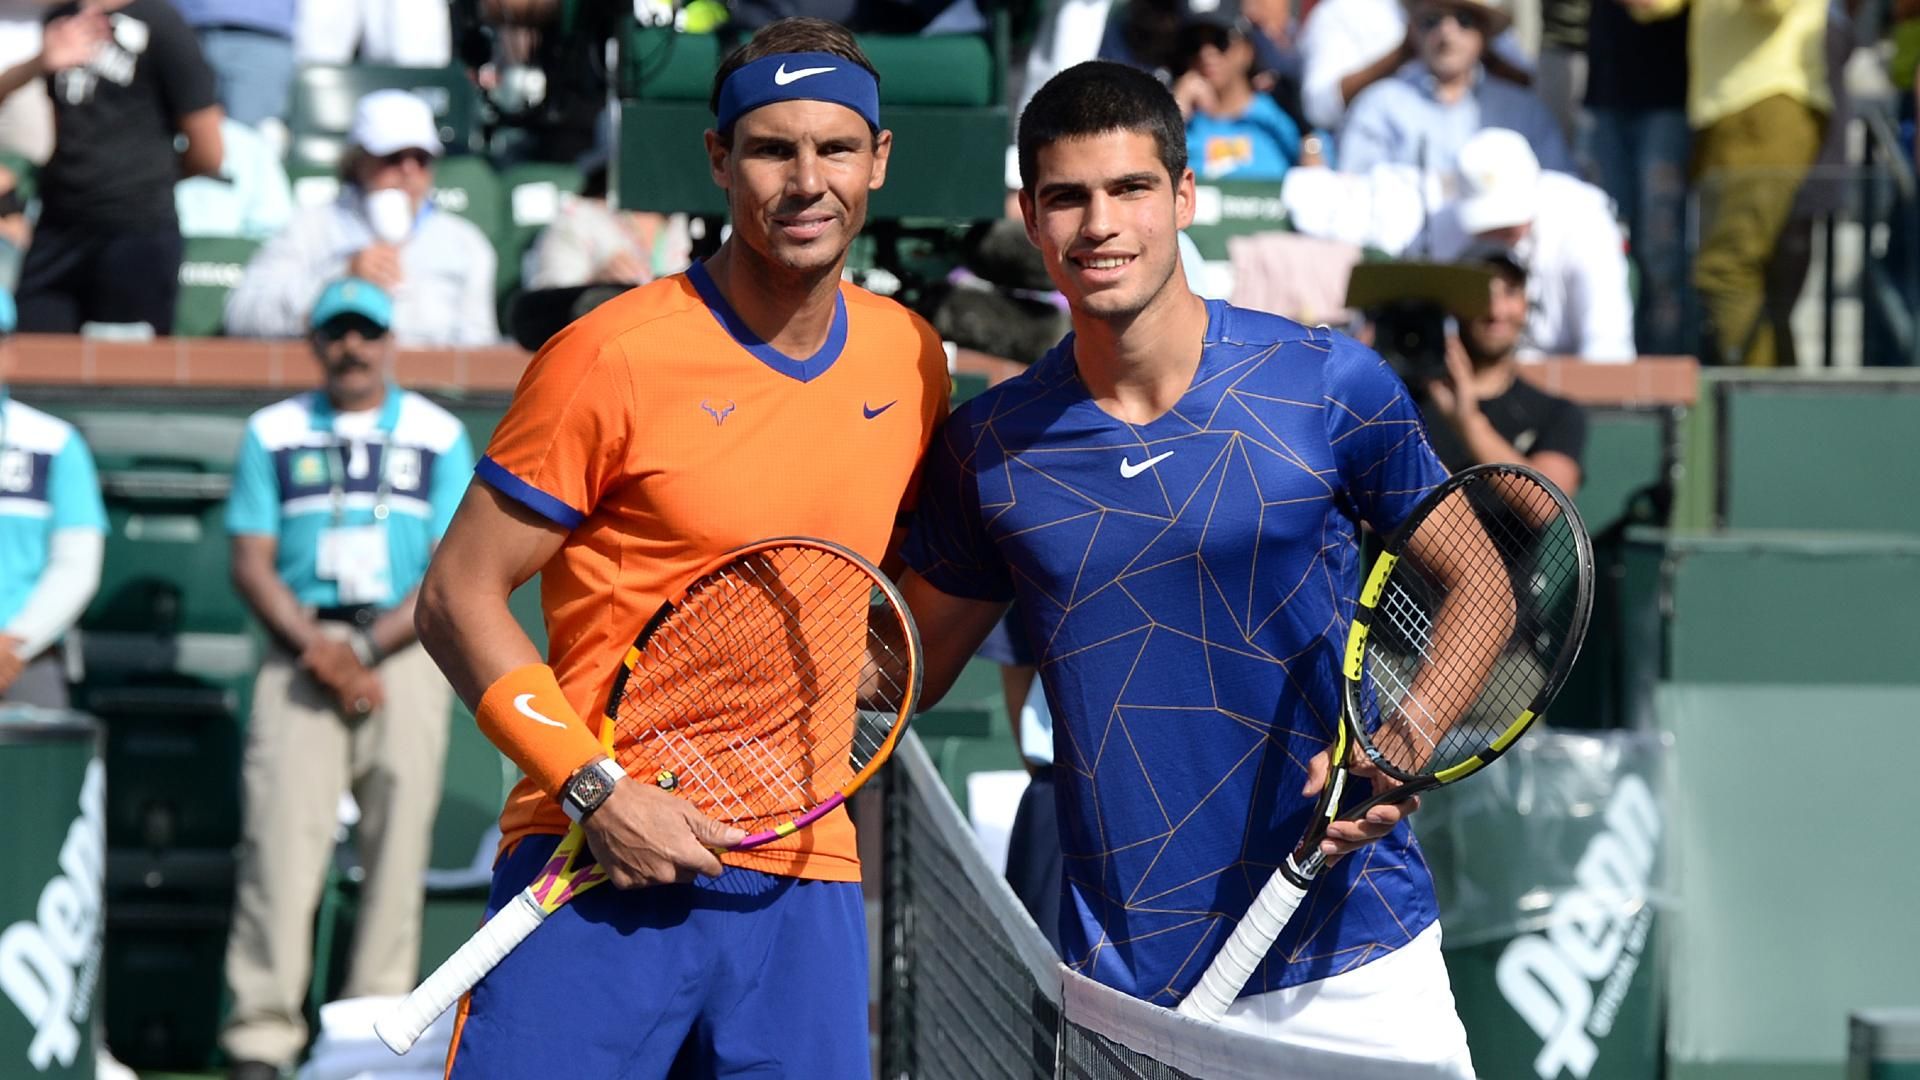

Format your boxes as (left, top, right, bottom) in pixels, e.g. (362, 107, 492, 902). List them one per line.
(1361, 473, 1586, 777)
(606, 546, 915, 833)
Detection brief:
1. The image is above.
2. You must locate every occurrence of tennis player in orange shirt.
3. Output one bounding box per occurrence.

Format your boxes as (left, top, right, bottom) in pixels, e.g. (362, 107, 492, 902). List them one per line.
(412, 17, 949, 1077)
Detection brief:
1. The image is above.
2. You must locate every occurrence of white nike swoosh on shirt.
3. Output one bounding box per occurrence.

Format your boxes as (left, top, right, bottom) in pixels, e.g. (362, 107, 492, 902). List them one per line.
(1119, 451, 1175, 478)
(514, 693, 566, 729)
(773, 63, 836, 85)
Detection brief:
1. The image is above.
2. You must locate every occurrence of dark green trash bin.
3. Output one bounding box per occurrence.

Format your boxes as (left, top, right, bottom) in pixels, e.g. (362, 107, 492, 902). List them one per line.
(1852, 1010, 1920, 1080)
(0, 709, 104, 1078)
(1417, 730, 1669, 1080)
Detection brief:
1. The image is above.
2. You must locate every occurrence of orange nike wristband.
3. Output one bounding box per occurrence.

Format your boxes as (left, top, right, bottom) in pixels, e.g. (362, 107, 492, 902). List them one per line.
(474, 663, 608, 798)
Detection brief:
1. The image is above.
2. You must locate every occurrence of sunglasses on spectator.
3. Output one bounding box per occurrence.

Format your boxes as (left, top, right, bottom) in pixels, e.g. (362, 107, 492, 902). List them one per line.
(1416, 7, 1484, 32)
(317, 315, 390, 342)
(373, 148, 433, 169)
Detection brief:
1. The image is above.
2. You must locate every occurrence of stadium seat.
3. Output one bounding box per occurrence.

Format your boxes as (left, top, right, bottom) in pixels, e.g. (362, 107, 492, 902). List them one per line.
(174, 236, 262, 337)
(496, 161, 587, 297)
(430, 153, 507, 249)
(615, 26, 1008, 219)
(286, 63, 482, 170)
(0, 148, 34, 204)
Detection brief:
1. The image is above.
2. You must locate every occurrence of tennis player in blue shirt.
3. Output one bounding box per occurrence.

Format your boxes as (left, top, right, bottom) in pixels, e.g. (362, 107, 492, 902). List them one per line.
(900, 61, 1474, 1072)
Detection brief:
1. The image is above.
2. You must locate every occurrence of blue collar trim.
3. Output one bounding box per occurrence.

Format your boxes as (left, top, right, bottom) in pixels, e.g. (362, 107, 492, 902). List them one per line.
(685, 262, 847, 384)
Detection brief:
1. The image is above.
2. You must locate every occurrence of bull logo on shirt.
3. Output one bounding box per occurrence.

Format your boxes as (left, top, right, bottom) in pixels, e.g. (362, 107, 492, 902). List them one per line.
(700, 399, 737, 426)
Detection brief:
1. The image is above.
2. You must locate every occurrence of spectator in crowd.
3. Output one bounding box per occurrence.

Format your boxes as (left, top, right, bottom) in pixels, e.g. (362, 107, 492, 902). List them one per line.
(170, 0, 295, 128)
(1296, 0, 1533, 132)
(296, 0, 451, 68)
(225, 89, 499, 346)
(220, 277, 474, 1080)
(0, 286, 105, 709)
(1420, 248, 1587, 496)
(1239, 0, 1305, 125)
(0, 1, 53, 163)
(521, 135, 688, 291)
(0, 0, 222, 335)
(1585, 0, 1689, 354)
(1173, 13, 1303, 182)
(0, 161, 30, 289)
(1629, 0, 1828, 367)
(1428, 127, 1634, 360)
(1339, 0, 1572, 176)
(176, 114, 294, 240)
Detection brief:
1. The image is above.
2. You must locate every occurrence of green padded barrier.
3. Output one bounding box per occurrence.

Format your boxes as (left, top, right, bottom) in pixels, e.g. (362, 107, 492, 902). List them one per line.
(1719, 378, 1920, 534)
(430, 154, 507, 251)
(102, 900, 230, 1071)
(1577, 406, 1674, 537)
(175, 236, 262, 338)
(286, 64, 481, 169)
(1657, 683, 1920, 1080)
(621, 28, 995, 106)
(71, 409, 251, 635)
(1184, 180, 1288, 262)
(1624, 529, 1920, 688)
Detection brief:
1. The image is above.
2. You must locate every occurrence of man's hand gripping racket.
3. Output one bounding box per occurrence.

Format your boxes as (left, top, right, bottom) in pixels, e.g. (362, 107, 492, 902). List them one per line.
(1177, 463, 1594, 1022)
(374, 538, 922, 1053)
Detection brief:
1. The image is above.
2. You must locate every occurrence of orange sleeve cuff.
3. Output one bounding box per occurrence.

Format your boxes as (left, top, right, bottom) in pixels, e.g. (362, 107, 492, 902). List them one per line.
(474, 662, 607, 798)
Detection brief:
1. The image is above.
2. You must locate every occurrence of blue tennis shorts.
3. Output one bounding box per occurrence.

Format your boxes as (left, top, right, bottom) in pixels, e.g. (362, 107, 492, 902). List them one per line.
(445, 832, 869, 1079)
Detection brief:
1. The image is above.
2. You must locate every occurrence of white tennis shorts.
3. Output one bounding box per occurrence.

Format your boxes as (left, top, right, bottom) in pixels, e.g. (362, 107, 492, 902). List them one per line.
(1215, 922, 1477, 1077)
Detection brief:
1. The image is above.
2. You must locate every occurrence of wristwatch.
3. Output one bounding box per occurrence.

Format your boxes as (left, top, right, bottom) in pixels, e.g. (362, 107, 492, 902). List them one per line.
(561, 758, 626, 823)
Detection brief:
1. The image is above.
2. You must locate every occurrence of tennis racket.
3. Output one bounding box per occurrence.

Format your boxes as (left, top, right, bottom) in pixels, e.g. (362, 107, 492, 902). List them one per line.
(1177, 462, 1594, 1022)
(375, 537, 922, 1054)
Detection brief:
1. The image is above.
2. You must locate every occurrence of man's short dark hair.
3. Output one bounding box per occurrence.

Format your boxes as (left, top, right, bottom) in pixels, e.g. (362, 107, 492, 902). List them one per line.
(709, 17, 880, 138)
(1016, 61, 1188, 193)
(1463, 245, 1528, 288)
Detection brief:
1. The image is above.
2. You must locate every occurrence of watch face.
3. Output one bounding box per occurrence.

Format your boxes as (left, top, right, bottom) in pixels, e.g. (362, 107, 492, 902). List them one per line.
(571, 768, 614, 810)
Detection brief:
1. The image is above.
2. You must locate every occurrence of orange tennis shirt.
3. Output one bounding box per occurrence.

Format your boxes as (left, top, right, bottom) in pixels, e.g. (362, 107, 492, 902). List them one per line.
(476, 263, 949, 881)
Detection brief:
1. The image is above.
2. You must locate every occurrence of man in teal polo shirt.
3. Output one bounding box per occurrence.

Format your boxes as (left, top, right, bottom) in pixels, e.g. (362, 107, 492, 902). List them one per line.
(0, 286, 106, 708)
(220, 277, 474, 1080)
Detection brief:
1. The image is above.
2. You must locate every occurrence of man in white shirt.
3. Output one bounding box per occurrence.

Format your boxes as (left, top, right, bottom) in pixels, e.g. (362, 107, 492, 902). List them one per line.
(224, 90, 498, 346)
(1297, 0, 1534, 131)
(1428, 127, 1635, 361)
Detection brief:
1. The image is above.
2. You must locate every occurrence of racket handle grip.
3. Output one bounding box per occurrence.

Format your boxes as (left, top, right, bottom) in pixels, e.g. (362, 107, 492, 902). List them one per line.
(1177, 870, 1310, 1023)
(375, 889, 548, 1055)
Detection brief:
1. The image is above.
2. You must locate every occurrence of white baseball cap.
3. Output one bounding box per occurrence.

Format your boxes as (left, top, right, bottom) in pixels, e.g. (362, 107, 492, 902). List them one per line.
(1454, 128, 1540, 236)
(349, 89, 444, 158)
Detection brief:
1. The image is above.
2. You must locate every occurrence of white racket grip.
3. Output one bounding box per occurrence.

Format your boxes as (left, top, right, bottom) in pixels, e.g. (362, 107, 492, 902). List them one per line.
(1177, 872, 1310, 1023)
(375, 889, 549, 1055)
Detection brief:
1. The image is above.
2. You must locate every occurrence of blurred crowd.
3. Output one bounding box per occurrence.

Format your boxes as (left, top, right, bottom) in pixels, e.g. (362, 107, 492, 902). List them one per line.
(0, 0, 1878, 372)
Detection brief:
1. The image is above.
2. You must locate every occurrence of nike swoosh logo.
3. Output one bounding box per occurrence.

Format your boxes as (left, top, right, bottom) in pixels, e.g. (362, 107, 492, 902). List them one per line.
(773, 63, 836, 85)
(1119, 450, 1175, 478)
(514, 693, 566, 729)
(863, 400, 896, 419)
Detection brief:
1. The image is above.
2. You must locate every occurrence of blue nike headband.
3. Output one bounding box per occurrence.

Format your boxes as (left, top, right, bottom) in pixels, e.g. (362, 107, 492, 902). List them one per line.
(715, 51, 880, 133)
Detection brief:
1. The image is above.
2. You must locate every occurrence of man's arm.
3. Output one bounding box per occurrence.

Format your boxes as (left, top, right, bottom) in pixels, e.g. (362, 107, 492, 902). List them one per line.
(175, 104, 225, 179)
(897, 570, 1009, 711)
(417, 480, 743, 887)
(1429, 343, 1584, 496)
(0, 10, 105, 108)
(1335, 34, 1415, 116)
(223, 217, 328, 338)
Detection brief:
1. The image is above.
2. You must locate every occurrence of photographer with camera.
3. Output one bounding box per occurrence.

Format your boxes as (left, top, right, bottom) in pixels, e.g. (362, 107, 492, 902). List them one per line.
(1416, 248, 1585, 495)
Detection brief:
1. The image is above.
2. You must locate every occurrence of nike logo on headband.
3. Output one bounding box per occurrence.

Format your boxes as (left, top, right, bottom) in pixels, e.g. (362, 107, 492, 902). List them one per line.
(774, 63, 836, 85)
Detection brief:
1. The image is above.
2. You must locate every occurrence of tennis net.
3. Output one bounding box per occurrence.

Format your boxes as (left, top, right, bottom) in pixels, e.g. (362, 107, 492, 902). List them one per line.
(878, 732, 1461, 1080)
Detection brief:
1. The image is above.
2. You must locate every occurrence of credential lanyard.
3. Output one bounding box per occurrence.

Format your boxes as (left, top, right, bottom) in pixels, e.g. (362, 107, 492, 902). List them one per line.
(323, 433, 392, 526)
